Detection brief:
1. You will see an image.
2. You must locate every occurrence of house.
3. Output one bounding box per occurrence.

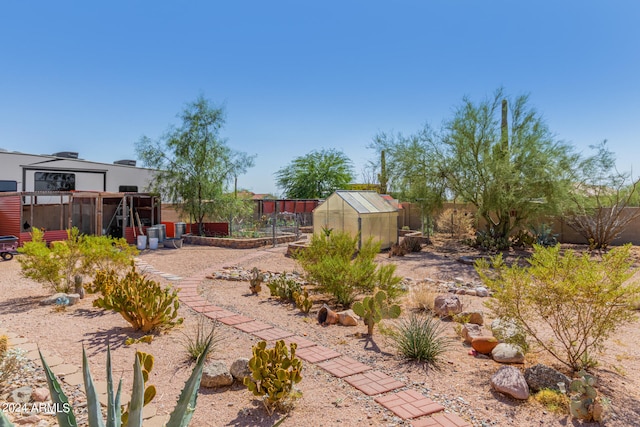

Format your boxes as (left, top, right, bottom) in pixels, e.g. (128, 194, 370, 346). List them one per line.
(0, 150, 160, 245)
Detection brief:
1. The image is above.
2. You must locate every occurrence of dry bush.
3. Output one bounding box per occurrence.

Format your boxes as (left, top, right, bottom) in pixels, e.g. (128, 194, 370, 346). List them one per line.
(407, 282, 440, 313)
(436, 208, 474, 239)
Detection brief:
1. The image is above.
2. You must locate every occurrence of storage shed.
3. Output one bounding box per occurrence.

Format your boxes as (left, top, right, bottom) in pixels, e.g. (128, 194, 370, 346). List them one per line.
(313, 191, 398, 250)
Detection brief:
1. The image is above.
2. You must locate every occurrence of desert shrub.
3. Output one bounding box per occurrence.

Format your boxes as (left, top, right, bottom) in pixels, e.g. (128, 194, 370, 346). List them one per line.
(0, 337, 25, 392)
(93, 264, 183, 333)
(295, 231, 404, 307)
(407, 282, 439, 313)
(244, 340, 303, 415)
(436, 208, 474, 239)
(402, 236, 423, 252)
(17, 227, 138, 293)
(477, 244, 640, 371)
(392, 313, 451, 364)
(534, 389, 569, 414)
(183, 316, 221, 361)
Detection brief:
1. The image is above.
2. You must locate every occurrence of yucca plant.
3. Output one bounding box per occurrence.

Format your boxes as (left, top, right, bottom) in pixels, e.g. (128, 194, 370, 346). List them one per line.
(11, 336, 216, 427)
(392, 313, 451, 365)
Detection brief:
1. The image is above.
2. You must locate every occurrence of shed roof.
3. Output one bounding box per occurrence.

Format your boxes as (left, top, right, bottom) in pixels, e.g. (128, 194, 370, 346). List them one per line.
(332, 190, 397, 214)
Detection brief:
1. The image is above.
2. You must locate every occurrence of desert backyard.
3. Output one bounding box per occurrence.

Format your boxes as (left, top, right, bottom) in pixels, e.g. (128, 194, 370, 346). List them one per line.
(1, 237, 639, 427)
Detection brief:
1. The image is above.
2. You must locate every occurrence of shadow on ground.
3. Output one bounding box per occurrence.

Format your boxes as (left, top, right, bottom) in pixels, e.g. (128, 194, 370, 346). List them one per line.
(0, 295, 43, 315)
(82, 325, 139, 356)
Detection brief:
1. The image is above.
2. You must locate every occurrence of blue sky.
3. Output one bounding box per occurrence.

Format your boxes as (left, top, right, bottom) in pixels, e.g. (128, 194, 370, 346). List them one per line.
(1, 1, 639, 196)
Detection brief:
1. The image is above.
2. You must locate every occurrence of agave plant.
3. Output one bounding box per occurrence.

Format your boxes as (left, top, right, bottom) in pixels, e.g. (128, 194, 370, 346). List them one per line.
(0, 336, 214, 427)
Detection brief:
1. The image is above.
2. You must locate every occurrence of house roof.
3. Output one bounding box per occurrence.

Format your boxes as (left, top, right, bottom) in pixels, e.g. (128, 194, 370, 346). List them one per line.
(333, 190, 397, 214)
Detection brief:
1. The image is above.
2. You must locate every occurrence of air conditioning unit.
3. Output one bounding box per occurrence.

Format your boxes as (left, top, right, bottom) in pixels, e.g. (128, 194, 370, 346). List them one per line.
(52, 151, 79, 159)
(114, 159, 137, 167)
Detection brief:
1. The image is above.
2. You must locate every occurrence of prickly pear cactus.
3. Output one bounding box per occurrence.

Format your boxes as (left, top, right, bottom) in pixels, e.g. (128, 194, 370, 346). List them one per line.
(93, 265, 183, 332)
(352, 290, 401, 335)
(122, 351, 157, 425)
(243, 340, 303, 414)
(569, 370, 604, 422)
(249, 267, 263, 294)
(293, 288, 313, 314)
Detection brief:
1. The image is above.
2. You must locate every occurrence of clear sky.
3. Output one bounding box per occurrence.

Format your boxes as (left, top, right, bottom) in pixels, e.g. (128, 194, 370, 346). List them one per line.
(1, 1, 639, 196)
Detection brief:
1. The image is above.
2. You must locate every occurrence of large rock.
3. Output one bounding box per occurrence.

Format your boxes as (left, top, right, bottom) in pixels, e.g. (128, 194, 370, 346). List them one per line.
(337, 309, 359, 327)
(491, 318, 526, 344)
(230, 358, 250, 381)
(456, 310, 484, 325)
(433, 295, 463, 317)
(8, 386, 33, 403)
(491, 343, 525, 364)
(31, 387, 50, 402)
(471, 336, 499, 354)
(40, 293, 68, 306)
(524, 364, 571, 393)
(490, 366, 529, 400)
(461, 323, 484, 344)
(201, 361, 233, 388)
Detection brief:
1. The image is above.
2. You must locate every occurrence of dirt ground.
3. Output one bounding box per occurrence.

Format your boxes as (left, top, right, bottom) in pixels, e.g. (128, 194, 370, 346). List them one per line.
(1, 236, 639, 427)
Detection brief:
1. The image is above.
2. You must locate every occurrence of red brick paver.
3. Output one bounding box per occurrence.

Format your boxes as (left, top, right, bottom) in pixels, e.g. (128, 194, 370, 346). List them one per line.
(318, 356, 372, 378)
(202, 308, 237, 319)
(217, 314, 254, 326)
(252, 327, 293, 341)
(411, 413, 472, 427)
(295, 344, 341, 363)
(344, 370, 404, 396)
(280, 335, 317, 349)
(233, 320, 273, 333)
(375, 389, 444, 420)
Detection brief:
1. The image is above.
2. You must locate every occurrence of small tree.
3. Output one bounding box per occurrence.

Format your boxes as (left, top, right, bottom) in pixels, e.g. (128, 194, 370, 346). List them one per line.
(295, 231, 403, 307)
(476, 244, 640, 371)
(564, 141, 640, 251)
(136, 96, 255, 235)
(275, 149, 354, 199)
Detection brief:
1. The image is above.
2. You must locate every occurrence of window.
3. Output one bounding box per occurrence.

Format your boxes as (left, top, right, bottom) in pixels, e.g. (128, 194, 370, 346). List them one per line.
(34, 172, 76, 191)
(0, 180, 17, 192)
(119, 185, 138, 192)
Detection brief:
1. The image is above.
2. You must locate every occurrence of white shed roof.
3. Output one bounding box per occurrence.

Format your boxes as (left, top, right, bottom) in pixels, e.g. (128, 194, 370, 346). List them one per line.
(333, 190, 397, 214)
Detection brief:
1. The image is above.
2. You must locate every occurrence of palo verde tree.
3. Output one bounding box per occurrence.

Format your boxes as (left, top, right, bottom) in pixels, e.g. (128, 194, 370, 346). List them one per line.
(369, 126, 447, 235)
(564, 140, 640, 251)
(135, 96, 255, 235)
(440, 88, 576, 244)
(275, 148, 354, 199)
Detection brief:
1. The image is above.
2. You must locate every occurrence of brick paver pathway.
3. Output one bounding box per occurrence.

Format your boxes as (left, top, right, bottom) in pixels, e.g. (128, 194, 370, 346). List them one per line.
(136, 253, 473, 427)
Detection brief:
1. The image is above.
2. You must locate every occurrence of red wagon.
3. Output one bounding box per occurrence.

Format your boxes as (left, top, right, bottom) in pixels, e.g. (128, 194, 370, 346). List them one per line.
(0, 235, 18, 261)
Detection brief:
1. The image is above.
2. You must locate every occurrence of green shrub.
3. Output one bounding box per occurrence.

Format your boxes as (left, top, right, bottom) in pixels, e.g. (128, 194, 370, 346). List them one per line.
(93, 265, 183, 333)
(392, 313, 451, 364)
(17, 227, 138, 293)
(476, 244, 640, 371)
(243, 340, 303, 415)
(295, 231, 404, 307)
(183, 316, 220, 361)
